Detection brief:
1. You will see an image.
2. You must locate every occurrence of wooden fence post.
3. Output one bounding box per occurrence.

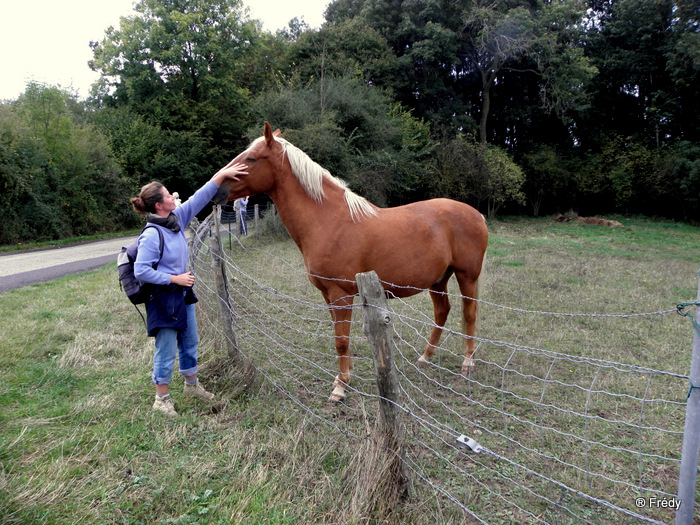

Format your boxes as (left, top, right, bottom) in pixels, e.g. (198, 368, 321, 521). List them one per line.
(210, 205, 240, 361)
(356, 270, 411, 499)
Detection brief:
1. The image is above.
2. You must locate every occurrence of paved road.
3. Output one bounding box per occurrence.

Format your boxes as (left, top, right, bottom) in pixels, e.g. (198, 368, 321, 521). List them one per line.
(0, 236, 138, 293)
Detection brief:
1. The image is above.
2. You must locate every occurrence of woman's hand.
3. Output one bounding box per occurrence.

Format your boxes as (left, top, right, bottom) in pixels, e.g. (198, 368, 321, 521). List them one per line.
(171, 272, 196, 287)
(212, 162, 248, 186)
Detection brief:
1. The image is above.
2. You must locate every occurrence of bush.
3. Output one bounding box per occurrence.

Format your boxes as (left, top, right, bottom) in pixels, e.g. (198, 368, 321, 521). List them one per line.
(255, 205, 291, 240)
(0, 85, 137, 245)
(433, 135, 525, 217)
(249, 76, 435, 207)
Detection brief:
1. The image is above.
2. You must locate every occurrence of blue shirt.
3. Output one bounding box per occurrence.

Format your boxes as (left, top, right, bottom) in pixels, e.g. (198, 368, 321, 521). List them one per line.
(135, 180, 219, 286)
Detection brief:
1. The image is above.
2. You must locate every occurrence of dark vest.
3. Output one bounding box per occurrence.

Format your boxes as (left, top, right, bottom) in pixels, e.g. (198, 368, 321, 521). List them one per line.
(145, 285, 197, 337)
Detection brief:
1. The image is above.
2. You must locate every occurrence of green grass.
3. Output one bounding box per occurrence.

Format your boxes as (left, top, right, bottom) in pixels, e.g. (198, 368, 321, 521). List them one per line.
(1, 216, 699, 524)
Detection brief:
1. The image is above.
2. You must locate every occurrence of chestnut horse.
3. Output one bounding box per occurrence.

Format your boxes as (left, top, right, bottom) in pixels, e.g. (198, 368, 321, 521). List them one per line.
(217, 123, 488, 402)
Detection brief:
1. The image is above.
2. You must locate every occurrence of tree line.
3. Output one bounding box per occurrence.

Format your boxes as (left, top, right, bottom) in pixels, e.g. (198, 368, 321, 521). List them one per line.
(1, 0, 698, 244)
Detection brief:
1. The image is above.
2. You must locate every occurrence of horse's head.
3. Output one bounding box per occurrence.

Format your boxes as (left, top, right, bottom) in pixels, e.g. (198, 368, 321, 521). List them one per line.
(213, 122, 283, 204)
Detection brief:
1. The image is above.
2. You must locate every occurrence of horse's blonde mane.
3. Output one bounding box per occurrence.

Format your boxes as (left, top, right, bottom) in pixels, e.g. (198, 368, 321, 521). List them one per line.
(253, 135, 377, 222)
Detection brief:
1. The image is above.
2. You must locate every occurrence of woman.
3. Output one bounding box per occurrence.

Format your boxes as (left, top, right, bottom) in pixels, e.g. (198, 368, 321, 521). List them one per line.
(130, 162, 248, 417)
(237, 196, 249, 235)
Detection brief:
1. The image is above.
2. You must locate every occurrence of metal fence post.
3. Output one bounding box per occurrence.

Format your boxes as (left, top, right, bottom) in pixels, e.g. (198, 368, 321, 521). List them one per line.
(676, 270, 700, 525)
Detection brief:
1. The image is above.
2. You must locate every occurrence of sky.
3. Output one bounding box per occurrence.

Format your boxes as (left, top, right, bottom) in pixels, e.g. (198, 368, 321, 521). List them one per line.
(0, 0, 329, 101)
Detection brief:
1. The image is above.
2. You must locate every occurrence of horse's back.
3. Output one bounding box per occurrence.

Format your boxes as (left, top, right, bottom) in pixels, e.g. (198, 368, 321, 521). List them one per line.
(381, 198, 487, 247)
(347, 198, 487, 290)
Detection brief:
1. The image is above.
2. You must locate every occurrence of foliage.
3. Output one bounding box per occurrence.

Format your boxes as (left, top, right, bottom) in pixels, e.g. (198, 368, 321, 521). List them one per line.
(3, 0, 700, 245)
(89, 0, 259, 196)
(92, 106, 212, 192)
(482, 143, 526, 217)
(433, 134, 525, 217)
(659, 140, 700, 219)
(582, 0, 700, 148)
(250, 75, 434, 206)
(283, 18, 397, 89)
(520, 145, 572, 216)
(0, 84, 136, 244)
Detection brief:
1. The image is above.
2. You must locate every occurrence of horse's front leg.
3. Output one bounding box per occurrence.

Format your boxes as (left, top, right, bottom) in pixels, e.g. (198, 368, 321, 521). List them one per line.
(328, 296, 354, 403)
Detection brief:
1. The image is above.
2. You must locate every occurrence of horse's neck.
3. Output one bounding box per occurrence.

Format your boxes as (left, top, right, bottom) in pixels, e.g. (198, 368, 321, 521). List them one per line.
(269, 174, 347, 248)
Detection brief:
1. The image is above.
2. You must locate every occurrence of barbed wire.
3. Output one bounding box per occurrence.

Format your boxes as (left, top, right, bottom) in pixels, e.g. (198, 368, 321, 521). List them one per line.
(188, 214, 694, 524)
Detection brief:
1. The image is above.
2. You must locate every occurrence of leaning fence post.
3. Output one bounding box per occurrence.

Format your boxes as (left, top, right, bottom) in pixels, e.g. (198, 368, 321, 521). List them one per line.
(209, 205, 240, 361)
(356, 270, 411, 499)
(676, 270, 700, 525)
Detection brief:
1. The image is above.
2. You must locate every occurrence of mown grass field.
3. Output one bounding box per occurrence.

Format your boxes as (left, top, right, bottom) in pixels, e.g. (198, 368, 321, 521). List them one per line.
(1, 216, 699, 524)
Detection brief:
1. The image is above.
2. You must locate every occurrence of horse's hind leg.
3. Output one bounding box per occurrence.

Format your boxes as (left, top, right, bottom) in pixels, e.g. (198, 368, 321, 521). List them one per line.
(418, 272, 453, 366)
(455, 272, 479, 374)
(326, 294, 354, 403)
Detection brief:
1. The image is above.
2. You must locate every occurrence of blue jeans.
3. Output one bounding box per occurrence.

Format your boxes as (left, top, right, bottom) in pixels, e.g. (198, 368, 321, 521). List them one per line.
(152, 303, 199, 384)
(239, 209, 247, 235)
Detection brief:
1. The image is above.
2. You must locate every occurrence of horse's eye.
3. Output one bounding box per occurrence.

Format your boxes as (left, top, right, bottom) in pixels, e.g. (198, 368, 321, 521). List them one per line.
(246, 157, 256, 163)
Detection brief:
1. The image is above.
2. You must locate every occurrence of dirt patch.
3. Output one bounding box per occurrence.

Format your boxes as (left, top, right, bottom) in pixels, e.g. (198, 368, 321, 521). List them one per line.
(554, 214, 624, 227)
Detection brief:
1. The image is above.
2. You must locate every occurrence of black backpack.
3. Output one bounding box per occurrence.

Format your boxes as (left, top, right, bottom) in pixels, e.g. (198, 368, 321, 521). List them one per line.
(118, 225, 164, 314)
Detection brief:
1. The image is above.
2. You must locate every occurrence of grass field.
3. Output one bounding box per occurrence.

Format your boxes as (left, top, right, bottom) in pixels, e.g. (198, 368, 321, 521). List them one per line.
(1, 216, 699, 524)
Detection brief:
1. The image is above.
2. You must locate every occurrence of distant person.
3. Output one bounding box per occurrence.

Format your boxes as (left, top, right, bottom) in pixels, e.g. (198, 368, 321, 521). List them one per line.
(237, 196, 249, 235)
(129, 162, 248, 417)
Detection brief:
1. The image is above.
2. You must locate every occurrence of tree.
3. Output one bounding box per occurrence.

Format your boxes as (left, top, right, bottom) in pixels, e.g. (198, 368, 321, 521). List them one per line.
(521, 145, 571, 216)
(351, 0, 595, 146)
(90, 0, 255, 103)
(582, 0, 699, 148)
(249, 75, 434, 206)
(89, 0, 259, 194)
(462, 0, 596, 144)
(0, 84, 135, 244)
(17, 82, 74, 160)
(357, 0, 480, 132)
(279, 18, 397, 100)
(462, 1, 538, 144)
(433, 134, 525, 216)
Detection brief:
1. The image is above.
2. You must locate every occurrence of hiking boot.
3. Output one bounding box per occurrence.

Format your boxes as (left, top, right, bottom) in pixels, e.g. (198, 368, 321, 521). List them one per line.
(153, 394, 178, 417)
(183, 379, 215, 401)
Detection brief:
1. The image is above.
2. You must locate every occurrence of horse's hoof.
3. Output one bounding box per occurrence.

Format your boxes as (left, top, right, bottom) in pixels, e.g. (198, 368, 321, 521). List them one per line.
(417, 356, 430, 367)
(329, 382, 346, 403)
(461, 360, 474, 376)
(329, 393, 346, 404)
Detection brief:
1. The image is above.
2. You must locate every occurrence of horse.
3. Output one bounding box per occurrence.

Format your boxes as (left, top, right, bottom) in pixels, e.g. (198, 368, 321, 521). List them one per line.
(216, 122, 488, 402)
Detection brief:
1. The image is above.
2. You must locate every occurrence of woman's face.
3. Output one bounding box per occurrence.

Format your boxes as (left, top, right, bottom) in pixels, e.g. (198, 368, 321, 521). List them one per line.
(156, 187, 177, 214)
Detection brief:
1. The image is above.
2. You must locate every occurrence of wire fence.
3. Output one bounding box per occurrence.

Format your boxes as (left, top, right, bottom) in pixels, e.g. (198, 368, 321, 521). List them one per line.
(188, 211, 698, 524)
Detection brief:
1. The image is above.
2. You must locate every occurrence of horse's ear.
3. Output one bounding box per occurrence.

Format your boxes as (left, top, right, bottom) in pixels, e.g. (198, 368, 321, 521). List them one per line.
(273, 129, 281, 137)
(263, 122, 274, 146)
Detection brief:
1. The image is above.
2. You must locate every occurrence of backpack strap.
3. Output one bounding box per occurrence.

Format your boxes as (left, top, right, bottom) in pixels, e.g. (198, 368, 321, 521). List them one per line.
(133, 225, 165, 327)
(142, 224, 165, 267)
